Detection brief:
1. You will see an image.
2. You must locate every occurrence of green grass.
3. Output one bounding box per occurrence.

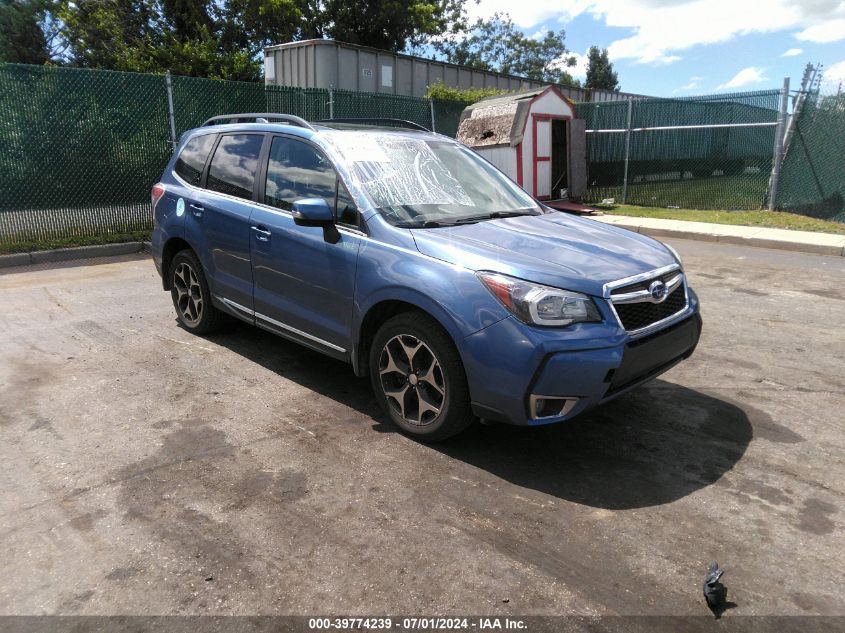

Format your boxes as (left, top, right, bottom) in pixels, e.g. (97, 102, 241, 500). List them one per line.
(0, 230, 152, 254)
(587, 174, 768, 211)
(599, 204, 845, 235)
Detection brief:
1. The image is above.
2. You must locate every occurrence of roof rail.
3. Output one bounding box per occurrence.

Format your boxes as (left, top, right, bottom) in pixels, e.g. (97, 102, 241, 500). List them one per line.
(316, 118, 430, 131)
(201, 113, 315, 130)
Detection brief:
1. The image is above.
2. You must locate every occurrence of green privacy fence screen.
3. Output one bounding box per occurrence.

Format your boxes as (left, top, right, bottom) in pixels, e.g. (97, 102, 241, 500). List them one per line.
(0, 63, 466, 245)
(0, 64, 172, 243)
(775, 88, 845, 222)
(576, 90, 782, 210)
(2, 63, 839, 247)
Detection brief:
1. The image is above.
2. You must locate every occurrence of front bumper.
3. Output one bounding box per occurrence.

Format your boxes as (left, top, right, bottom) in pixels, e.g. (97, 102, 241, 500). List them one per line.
(602, 312, 701, 400)
(461, 292, 701, 426)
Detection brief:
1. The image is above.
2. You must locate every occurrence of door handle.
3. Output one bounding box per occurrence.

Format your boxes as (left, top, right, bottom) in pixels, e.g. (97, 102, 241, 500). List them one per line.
(189, 203, 204, 218)
(251, 226, 271, 242)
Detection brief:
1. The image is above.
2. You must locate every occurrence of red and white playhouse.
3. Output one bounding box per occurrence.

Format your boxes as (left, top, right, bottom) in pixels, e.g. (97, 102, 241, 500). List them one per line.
(456, 85, 587, 202)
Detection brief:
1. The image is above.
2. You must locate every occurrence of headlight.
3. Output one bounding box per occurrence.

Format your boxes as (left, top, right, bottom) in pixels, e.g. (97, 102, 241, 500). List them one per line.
(477, 272, 602, 327)
(664, 243, 684, 270)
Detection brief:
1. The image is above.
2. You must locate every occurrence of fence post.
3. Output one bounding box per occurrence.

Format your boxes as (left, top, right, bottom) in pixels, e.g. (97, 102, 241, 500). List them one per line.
(329, 86, 334, 120)
(782, 63, 817, 164)
(165, 70, 177, 150)
(621, 97, 633, 205)
(430, 99, 436, 133)
(767, 77, 790, 211)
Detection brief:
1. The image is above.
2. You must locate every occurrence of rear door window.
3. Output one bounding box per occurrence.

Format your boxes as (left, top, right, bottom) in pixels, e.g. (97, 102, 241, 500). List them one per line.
(206, 134, 264, 200)
(174, 134, 216, 186)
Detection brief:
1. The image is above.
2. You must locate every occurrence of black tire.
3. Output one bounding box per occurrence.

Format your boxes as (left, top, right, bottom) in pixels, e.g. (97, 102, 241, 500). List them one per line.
(369, 312, 474, 441)
(169, 249, 224, 335)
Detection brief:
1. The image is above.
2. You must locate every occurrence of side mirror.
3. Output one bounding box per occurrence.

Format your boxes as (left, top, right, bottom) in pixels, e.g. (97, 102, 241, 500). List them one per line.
(292, 198, 333, 225)
(292, 198, 339, 244)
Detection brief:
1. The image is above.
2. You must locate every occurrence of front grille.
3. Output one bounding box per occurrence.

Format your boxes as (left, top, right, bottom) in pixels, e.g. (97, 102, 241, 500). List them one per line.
(614, 284, 686, 331)
(611, 271, 678, 296)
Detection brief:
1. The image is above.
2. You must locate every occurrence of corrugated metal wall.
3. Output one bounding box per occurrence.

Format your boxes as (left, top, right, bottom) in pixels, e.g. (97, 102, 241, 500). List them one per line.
(265, 40, 641, 103)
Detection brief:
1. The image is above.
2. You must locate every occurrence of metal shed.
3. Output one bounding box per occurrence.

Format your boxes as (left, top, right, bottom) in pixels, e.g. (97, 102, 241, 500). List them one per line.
(264, 39, 554, 98)
(264, 39, 648, 104)
(457, 86, 587, 201)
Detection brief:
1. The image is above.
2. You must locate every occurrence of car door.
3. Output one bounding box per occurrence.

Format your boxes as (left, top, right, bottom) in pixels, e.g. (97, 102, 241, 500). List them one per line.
(187, 133, 265, 315)
(249, 134, 363, 357)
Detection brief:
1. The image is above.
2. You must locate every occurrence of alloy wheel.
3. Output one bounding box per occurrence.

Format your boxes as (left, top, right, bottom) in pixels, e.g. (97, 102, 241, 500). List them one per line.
(173, 261, 203, 326)
(378, 334, 446, 426)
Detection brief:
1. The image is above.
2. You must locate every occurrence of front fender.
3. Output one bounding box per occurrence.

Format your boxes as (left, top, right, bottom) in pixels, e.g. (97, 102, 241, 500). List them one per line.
(351, 238, 510, 374)
(355, 285, 484, 345)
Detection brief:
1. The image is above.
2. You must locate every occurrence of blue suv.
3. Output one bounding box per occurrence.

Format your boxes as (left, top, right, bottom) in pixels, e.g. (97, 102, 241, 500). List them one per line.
(152, 114, 701, 441)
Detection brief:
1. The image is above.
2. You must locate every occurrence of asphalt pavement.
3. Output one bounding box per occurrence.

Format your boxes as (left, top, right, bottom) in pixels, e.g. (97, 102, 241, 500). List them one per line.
(0, 241, 843, 618)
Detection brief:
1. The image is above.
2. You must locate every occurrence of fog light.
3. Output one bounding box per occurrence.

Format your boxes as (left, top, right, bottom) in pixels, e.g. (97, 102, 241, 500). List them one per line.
(529, 395, 579, 419)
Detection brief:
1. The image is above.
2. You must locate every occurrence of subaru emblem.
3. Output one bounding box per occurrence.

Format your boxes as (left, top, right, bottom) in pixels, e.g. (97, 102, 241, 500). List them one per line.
(649, 280, 668, 302)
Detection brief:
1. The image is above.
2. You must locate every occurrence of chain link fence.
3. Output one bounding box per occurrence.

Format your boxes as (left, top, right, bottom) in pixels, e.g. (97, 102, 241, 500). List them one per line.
(431, 99, 468, 137)
(332, 88, 430, 129)
(577, 90, 782, 210)
(0, 64, 171, 243)
(1, 62, 841, 249)
(776, 87, 845, 221)
(0, 63, 467, 246)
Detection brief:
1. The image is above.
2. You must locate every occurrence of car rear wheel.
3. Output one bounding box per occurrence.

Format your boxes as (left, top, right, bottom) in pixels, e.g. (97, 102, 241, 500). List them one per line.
(369, 312, 474, 441)
(169, 249, 223, 334)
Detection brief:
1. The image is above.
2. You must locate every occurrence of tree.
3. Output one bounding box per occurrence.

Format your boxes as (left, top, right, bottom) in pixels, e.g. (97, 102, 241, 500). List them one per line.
(0, 0, 52, 64)
(56, 0, 162, 70)
(301, 0, 467, 52)
(434, 13, 578, 86)
(217, 0, 302, 61)
(13, 0, 475, 80)
(54, 0, 278, 80)
(162, 0, 213, 42)
(584, 46, 619, 91)
(46, 0, 469, 80)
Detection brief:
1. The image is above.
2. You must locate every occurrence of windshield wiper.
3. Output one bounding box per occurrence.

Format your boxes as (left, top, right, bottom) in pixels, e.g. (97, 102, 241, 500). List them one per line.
(394, 210, 539, 229)
(394, 220, 455, 228)
(453, 210, 541, 224)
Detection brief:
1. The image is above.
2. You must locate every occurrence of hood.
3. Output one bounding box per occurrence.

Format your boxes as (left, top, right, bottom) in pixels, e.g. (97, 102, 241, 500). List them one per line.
(410, 212, 676, 297)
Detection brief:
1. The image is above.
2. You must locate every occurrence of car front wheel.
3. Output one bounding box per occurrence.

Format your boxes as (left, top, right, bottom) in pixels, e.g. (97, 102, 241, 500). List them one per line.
(369, 312, 474, 441)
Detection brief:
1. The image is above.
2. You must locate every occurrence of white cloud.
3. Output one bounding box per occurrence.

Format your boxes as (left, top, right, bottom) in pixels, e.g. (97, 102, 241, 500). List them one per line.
(469, 0, 845, 65)
(545, 49, 589, 82)
(673, 76, 704, 93)
(596, 1, 803, 65)
(821, 59, 845, 88)
(717, 67, 768, 90)
(781, 47, 804, 56)
(564, 50, 590, 81)
(796, 19, 845, 43)
(465, 0, 563, 28)
(650, 55, 682, 65)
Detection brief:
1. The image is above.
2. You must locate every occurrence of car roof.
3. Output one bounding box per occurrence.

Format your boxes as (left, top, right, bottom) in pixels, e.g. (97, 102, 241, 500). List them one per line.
(183, 121, 443, 144)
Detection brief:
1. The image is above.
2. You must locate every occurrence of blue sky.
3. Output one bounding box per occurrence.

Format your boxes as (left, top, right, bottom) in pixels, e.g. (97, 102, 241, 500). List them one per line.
(466, 0, 845, 96)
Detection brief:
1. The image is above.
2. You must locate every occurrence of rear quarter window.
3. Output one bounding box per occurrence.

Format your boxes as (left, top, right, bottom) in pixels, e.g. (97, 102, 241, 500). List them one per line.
(174, 134, 216, 186)
(206, 134, 264, 200)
